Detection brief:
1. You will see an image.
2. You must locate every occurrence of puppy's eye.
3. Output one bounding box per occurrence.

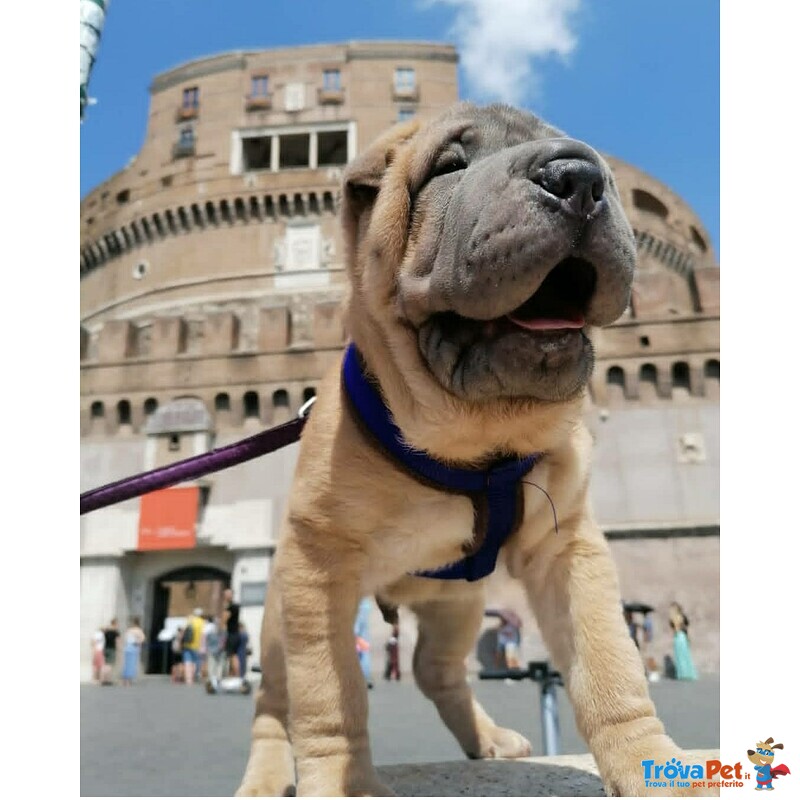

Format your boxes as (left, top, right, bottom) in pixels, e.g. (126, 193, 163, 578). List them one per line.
(430, 149, 467, 179)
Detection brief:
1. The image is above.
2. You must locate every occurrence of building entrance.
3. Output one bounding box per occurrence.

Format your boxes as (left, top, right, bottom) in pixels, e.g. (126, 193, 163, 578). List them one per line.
(147, 564, 230, 674)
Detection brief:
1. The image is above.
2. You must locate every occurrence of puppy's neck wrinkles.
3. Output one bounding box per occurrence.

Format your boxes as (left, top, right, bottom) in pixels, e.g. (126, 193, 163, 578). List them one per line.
(342, 342, 541, 581)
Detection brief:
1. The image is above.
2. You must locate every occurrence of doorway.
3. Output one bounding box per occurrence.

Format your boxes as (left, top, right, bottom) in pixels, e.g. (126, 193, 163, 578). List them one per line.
(147, 565, 230, 674)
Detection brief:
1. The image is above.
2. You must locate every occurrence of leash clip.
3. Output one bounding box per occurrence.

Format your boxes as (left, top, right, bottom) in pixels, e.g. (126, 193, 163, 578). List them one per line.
(297, 396, 316, 419)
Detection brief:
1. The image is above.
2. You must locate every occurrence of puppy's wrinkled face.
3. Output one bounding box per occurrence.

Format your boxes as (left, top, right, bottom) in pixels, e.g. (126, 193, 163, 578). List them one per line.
(347, 102, 637, 404)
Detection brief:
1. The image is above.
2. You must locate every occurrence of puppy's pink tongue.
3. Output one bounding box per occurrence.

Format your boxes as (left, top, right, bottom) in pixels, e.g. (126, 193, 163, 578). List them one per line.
(507, 314, 585, 331)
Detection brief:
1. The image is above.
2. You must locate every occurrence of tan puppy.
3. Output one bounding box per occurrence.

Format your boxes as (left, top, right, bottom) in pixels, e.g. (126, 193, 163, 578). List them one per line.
(237, 102, 711, 797)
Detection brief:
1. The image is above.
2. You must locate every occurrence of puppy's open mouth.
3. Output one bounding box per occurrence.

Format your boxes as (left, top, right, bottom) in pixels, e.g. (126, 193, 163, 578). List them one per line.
(503, 256, 597, 333)
(417, 256, 599, 401)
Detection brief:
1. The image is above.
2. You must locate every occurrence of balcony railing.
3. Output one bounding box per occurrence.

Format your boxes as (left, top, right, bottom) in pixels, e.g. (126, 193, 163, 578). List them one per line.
(245, 94, 272, 111)
(176, 105, 199, 122)
(392, 85, 419, 102)
(318, 87, 345, 105)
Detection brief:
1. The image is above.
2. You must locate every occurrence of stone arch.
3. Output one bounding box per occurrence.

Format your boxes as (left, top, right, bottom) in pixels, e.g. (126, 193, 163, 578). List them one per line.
(639, 363, 659, 402)
(672, 361, 691, 400)
(272, 388, 291, 424)
(632, 188, 669, 219)
(117, 399, 132, 428)
(704, 359, 720, 400)
(243, 390, 261, 421)
(606, 365, 626, 406)
(90, 400, 105, 435)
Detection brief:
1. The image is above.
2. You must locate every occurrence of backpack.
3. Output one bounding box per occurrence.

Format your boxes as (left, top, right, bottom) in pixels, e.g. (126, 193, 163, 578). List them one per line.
(182, 624, 195, 648)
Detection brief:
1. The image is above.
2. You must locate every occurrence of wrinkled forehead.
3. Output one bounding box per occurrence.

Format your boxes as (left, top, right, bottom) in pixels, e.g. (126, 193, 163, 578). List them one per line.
(403, 102, 566, 185)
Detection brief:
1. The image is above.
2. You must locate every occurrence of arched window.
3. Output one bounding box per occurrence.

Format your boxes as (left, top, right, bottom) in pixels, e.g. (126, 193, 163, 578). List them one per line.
(639, 363, 659, 401)
(117, 399, 132, 426)
(272, 389, 289, 408)
(144, 398, 158, 417)
(672, 361, 691, 398)
(704, 359, 720, 382)
(90, 401, 105, 419)
(302, 387, 316, 403)
(606, 366, 626, 405)
(690, 226, 708, 253)
(243, 391, 260, 419)
(215, 393, 231, 412)
(632, 189, 669, 219)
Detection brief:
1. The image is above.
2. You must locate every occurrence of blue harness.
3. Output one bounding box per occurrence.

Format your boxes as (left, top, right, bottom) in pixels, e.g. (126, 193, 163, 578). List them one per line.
(342, 343, 541, 581)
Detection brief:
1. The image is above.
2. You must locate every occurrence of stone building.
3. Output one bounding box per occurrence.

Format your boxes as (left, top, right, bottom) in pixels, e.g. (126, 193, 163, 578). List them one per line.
(80, 41, 719, 682)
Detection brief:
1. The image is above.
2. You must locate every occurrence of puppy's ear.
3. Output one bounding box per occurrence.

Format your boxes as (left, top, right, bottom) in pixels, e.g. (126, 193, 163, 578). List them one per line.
(342, 119, 420, 218)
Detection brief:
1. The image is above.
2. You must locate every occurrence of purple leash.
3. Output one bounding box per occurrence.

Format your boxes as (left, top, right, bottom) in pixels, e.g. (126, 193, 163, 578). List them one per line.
(80, 402, 313, 515)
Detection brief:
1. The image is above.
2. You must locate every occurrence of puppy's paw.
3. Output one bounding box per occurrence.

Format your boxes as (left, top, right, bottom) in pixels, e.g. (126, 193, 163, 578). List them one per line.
(595, 734, 719, 797)
(468, 724, 532, 760)
(236, 739, 296, 797)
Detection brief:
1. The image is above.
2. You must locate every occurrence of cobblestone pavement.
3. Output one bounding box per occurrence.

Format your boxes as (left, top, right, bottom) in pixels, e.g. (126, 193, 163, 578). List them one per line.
(81, 672, 719, 796)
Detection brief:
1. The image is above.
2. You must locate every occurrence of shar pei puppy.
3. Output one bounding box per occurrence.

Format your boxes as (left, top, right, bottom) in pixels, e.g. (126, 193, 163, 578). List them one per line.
(237, 102, 709, 798)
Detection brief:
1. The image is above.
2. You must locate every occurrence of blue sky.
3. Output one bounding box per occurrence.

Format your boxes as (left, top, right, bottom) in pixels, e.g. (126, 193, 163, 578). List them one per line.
(80, 0, 719, 257)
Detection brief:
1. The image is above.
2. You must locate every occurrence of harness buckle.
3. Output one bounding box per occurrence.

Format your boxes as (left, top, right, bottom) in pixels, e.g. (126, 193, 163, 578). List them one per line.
(297, 396, 316, 419)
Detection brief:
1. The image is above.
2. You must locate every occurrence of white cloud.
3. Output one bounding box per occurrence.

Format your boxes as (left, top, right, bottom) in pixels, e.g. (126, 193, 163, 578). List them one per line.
(425, 0, 582, 106)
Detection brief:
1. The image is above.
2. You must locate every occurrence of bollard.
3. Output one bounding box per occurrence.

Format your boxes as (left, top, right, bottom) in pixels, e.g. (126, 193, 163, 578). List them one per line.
(478, 660, 564, 756)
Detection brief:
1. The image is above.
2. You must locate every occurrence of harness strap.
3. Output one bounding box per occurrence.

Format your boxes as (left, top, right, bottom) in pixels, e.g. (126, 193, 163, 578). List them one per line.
(342, 343, 540, 581)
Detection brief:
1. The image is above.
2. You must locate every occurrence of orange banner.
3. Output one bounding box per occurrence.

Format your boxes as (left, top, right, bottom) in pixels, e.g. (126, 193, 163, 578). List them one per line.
(137, 487, 198, 551)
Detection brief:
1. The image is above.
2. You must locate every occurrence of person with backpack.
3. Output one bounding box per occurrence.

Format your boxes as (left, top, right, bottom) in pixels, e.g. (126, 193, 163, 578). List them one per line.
(182, 608, 205, 685)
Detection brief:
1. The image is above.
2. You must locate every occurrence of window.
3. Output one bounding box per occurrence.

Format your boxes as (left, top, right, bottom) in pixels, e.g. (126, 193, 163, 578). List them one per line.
(242, 136, 272, 171)
(397, 108, 415, 122)
(317, 131, 348, 166)
(116, 189, 130, 204)
(182, 86, 199, 110)
(244, 391, 260, 419)
(323, 69, 341, 91)
(632, 189, 668, 219)
(279, 133, 310, 169)
(394, 68, 415, 91)
(179, 125, 195, 148)
(273, 389, 289, 408)
(251, 75, 269, 97)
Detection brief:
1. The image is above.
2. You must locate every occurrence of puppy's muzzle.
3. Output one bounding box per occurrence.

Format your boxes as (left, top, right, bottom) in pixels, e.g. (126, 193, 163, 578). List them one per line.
(534, 155, 605, 218)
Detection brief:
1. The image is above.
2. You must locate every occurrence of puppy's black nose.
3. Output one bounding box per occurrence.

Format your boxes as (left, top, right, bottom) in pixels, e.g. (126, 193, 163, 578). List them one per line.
(535, 157, 605, 216)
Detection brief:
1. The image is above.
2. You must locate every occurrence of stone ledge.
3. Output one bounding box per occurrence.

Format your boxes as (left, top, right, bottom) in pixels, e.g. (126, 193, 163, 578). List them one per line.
(376, 749, 719, 797)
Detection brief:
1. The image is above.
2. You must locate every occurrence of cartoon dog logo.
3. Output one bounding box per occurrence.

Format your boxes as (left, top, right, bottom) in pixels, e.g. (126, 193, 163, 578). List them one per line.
(747, 738, 791, 790)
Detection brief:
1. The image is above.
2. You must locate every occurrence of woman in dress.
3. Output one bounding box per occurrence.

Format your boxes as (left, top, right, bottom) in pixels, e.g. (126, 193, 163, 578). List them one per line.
(120, 616, 146, 686)
(668, 602, 698, 680)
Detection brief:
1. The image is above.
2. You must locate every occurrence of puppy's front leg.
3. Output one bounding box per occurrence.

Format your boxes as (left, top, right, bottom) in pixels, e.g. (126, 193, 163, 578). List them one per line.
(279, 522, 392, 797)
(517, 511, 714, 797)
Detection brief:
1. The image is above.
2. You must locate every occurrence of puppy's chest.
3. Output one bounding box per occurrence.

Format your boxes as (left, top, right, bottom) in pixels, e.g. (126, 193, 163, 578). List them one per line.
(364, 490, 475, 583)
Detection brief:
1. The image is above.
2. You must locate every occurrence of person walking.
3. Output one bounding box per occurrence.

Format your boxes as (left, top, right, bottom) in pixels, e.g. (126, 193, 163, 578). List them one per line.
(668, 602, 698, 681)
(222, 588, 241, 677)
(182, 607, 206, 685)
(237, 622, 251, 678)
(120, 617, 146, 686)
(91, 627, 106, 684)
(103, 618, 120, 679)
(203, 616, 225, 690)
